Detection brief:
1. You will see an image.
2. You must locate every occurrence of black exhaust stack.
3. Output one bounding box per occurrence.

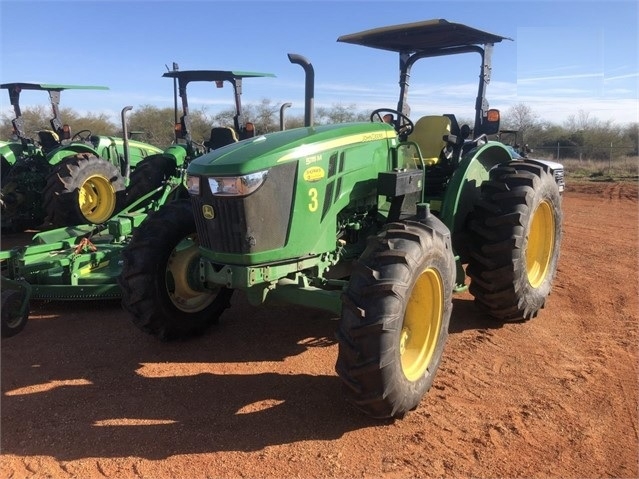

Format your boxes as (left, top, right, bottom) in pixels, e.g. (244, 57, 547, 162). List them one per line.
(279, 102, 292, 131)
(121, 106, 133, 184)
(287, 53, 314, 127)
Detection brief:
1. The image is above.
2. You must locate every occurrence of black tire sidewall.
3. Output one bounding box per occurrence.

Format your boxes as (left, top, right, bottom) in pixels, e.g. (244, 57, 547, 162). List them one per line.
(467, 161, 563, 320)
(516, 169, 562, 311)
(380, 243, 453, 412)
(120, 199, 232, 340)
(338, 219, 455, 418)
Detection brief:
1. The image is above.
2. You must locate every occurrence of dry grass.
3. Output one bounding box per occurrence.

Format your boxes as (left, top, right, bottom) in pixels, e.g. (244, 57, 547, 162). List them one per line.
(549, 156, 638, 182)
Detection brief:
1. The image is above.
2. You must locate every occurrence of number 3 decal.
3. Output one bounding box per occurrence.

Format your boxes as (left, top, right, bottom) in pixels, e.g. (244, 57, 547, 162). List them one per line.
(308, 188, 318, 212)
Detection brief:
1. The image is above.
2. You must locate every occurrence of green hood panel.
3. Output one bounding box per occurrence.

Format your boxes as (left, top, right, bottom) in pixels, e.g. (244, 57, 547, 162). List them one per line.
(188, 122, 397, 176)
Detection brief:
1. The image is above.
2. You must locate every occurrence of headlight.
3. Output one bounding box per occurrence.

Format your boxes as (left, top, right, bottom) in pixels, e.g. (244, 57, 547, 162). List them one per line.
(186, 175, 200, 195)
(208, 170, 268, 196)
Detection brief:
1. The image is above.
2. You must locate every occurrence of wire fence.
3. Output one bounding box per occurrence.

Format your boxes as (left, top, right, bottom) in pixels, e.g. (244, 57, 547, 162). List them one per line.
(527, 144, 636, 162)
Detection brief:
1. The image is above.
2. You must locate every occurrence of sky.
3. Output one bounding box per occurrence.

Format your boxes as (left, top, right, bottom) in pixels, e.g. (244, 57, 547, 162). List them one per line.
(1, 0, 637, 127)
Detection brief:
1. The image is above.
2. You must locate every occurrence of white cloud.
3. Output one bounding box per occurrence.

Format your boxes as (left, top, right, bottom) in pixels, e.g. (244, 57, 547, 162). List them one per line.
(518, 72, 605, 84)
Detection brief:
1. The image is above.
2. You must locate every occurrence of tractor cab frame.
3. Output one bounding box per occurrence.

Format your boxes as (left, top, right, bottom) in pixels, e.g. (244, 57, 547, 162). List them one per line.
(338, 18, 511, 140)
(1, 82, 109, 148)
(162, 70, 276, 150)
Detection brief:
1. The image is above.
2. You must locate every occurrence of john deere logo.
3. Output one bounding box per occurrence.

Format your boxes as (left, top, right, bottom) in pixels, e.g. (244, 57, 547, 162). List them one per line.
(202, 204, 215, 220)
(303, 166, 325, 182)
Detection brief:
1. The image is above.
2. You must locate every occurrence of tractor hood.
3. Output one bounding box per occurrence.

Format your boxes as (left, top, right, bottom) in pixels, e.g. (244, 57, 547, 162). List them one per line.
(187, 122, 397, 176)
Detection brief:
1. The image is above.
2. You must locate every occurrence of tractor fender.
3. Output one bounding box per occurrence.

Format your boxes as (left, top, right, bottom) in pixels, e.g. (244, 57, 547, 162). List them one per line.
(161, 144, 188, 168)
(47, 144, 100, 167)
(0, 142, 25, 165)
(439, 141, 512, 250)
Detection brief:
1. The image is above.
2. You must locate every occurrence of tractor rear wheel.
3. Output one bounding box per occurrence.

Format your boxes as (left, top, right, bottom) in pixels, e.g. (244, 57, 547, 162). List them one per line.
(42, 153, 125, 227)
(123, 154, 177, 209)
(118, 199, 233, 341)
(1, 289, 29, 338)
(467, 160, 562, 321)
(336, 219, 455, 418)
(1, 155, 52, 230)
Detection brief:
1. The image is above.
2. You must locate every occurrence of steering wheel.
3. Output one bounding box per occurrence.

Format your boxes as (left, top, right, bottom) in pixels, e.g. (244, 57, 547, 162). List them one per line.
(71, 129, 93, 142)
(370, 108, 414, 137)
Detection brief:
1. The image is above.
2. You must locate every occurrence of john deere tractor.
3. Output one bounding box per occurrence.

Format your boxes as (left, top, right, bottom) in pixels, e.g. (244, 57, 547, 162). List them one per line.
(116, 19, 562, 419)
(0, 82, 163, 231)
(0, 68, 276, 338)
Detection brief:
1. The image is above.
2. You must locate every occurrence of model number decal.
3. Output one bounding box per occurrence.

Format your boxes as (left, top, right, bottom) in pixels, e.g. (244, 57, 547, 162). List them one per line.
(305, 154, 322, 165)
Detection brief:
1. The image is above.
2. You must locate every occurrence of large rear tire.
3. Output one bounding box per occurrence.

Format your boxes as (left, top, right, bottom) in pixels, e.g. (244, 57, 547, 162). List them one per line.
(336, 218, 455, 418)
(467, 160, 562, 321)
(1, 154, 52, 230)
(118, 199, 233, 341)
(124, 154, 177, 209)
(43, 153, 125, 227)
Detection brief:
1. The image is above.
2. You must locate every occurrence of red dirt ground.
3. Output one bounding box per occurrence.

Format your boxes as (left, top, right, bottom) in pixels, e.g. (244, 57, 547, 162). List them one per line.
(1, 181, 637, 479)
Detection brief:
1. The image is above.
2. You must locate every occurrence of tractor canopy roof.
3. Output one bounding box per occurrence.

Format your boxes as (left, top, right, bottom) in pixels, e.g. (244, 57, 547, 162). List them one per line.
(337, 18, 511, 54)
(0, 82, 109, 92)
(162, 70, 276, 84)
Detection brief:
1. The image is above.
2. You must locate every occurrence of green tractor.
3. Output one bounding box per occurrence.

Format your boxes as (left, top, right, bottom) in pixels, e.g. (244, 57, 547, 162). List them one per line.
(0, 82, 164, 231)
(118, 19, 564, 419)
(0, 68, 276, 338)
(123, 67, 276, 209)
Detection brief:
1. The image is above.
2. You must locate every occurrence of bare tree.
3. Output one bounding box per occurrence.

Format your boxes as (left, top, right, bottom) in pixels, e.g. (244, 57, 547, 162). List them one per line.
(564, 110, 592, 131)
(503, 103, 538, 142)
(315, 103, 368, 124)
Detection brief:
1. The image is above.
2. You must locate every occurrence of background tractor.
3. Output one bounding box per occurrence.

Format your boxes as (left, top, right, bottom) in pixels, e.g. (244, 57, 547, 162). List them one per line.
(0, 68, 276, 338)
(0, 82, 163, 231)
(118, 19, 564, 419)
(123, 67, 276, 209)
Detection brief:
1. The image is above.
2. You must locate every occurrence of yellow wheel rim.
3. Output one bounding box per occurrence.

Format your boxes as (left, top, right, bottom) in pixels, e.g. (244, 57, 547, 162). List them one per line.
(166, 235, 216, 313)
(78, 174, 116, 223)
(400, 267, 443, 382)
(526, 200, 555, 288)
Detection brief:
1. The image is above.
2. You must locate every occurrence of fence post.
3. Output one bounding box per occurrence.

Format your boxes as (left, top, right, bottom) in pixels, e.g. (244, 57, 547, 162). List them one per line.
(609, 142, 613, 172)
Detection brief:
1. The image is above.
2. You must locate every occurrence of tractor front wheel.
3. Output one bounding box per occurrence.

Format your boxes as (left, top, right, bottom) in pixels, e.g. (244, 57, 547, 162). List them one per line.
(118, 199, 233, 341)
(336, 219, 455, 418)
(43, 153, 125, 227)
(467, 160, 562, 321)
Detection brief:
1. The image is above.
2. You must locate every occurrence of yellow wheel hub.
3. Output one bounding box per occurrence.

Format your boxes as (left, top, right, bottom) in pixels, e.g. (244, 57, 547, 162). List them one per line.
(78, 174, 116, 223)
(526, 200, 555, 288)
(166, 236, 216, 313)
(401, 267, 443, 382)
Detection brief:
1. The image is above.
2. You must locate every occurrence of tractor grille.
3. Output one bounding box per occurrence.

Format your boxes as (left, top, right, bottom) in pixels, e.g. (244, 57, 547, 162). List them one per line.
(553, 168, 565, 193)
(192, 162, 297, 254)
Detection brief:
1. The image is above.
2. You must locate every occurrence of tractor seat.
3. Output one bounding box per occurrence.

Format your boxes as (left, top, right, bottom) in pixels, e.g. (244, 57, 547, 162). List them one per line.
(37, 129, 61, 152)
(203, 126, 238, 151)
(407, 116, 451, 166)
